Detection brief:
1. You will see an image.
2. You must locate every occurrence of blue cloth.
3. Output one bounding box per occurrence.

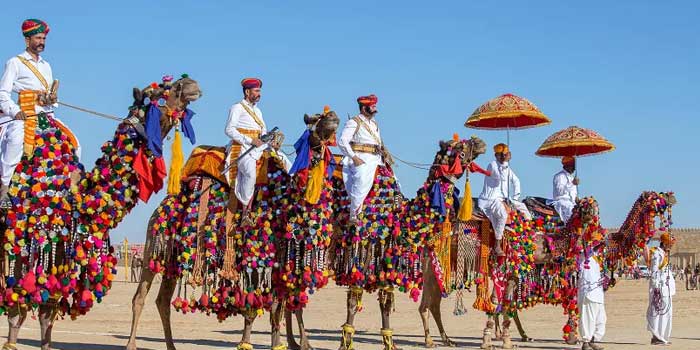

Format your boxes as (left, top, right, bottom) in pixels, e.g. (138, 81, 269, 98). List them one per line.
(181, 108, 196, 144)
(145, 103, 163, 157)
(452, 186, 461, 214)
(326, 153, 337, 179)
(289, 129, 311, 175)
(430, 182, 446, 215)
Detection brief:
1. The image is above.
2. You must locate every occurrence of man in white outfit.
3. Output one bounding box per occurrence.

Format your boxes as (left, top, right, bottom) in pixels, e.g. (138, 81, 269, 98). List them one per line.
(551, 156, 579, 223)
(578, 244, 607, 350)
(224, 78, 291, 208)
(0, 19, 80, 208)
(338, 94, 392, 222)
(645, 232, 676, 346)
(477, 143, 531, 256)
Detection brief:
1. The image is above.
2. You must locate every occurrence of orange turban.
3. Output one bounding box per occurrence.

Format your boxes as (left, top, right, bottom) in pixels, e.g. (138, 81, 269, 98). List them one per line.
(357, 94, 378, 107)
(562, 156, 576, 165)
(660, 232, 674, 247)
(493, 143, 509, 154)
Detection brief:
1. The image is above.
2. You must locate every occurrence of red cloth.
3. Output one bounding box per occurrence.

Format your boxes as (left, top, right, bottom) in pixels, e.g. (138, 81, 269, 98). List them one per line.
(434, 158, 463, 178)
(134, 146, 166, 203)
(357, 94, 378, 107)
(241, 78, 262, 89)
(468, 162, 491, 176)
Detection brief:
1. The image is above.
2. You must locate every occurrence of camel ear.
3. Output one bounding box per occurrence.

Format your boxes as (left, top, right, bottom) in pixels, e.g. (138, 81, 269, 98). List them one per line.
(132, 87, 144, 106)
(439, 140, 448, 150)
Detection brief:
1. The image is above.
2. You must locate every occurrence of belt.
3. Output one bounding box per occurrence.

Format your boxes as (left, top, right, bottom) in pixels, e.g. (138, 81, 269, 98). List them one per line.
(351, 143, 381, 155)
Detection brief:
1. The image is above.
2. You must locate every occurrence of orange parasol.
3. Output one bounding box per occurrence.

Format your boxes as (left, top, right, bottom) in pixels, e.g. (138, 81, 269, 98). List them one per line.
(465, 93, 551, 130)
(535, 126, 615, 158)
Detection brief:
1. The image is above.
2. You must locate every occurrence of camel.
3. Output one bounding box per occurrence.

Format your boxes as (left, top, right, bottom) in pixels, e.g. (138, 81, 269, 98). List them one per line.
(0, 75, 201, 350)
(126, 109, 341, 350)
(333, 135, 486, 350)
(419, 191, 676, 349)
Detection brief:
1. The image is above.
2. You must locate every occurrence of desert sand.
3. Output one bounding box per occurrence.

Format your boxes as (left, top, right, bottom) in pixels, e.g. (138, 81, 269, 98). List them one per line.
(1, 268, 698, 350)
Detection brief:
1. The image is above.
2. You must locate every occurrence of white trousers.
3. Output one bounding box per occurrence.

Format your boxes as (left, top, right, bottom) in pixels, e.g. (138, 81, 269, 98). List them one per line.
(478, 198, 531, 239)
(342, 156, 381, 218)
(647, 292, 672, 343)
(579, 299, 606, 342)
(553, 198, 575, 223)
(0, 116, 81, 186)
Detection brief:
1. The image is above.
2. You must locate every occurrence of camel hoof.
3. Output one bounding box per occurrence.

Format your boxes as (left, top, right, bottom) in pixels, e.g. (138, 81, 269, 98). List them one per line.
(565, 338, 578, 345)
(424, 339, 436, 348)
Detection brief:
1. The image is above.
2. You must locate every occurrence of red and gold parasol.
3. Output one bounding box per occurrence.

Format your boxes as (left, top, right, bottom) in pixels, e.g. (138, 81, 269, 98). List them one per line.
(465, 93, 551, 130)
(535, 125, 615, 158)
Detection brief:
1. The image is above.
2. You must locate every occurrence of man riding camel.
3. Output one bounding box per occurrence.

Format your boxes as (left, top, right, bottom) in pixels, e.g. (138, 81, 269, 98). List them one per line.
(338, 94, 395, 223)
(0, 19, 80, 208)
(551, 156, 579, 223)
(477, 143, 531, 256)
(224, 77, 289, 221)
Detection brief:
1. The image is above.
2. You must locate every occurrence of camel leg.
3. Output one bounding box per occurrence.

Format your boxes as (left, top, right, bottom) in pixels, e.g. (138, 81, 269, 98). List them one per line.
(501, 316, 513, 349)
(512, 311, 532, 342)
(418, 292, 435, 348)
(295, 308, 314, 350)
(480, 317, 494, 350)
(339, 287, 362, 350)
(38, 304, 58, 350)
(429, 303, 454, 347)
(493, 314, 502, 340)
(564, 314, 578, 345)
(4, 306, 28, 349)
(378, 288, 398, 350)
(155, 276, 178, 350)
(285, 308, 301, 350)
(270, 299, 285, 350)
(126, 266, 157, 350)
(240, 311, 257, 350)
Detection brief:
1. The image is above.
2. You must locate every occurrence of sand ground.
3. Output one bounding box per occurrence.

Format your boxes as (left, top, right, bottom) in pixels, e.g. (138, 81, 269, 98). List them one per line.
(1, 268, 698, 350)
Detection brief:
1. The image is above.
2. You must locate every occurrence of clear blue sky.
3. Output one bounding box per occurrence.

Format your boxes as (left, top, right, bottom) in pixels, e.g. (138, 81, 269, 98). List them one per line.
(3, 1, 698, 242)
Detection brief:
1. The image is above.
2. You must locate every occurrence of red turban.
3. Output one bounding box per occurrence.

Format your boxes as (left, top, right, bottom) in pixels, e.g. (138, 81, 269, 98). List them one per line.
(241, 78, 262, 89)
(22, 19, 50, 37)
(562, 156, 575, 165)
(357, 94, 378, 107)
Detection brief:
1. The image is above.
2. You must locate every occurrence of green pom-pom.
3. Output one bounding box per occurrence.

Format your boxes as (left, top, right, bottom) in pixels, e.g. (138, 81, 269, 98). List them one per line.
(181, 73, 189, 79)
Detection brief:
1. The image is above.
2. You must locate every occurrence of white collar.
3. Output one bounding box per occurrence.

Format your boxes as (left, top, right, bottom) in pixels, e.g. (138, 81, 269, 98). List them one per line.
(19, 50, 44, 63)
(240, 99, 258, 108)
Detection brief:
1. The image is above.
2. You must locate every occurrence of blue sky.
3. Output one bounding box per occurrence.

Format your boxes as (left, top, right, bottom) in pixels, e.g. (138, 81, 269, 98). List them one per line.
(2, 1, 698, 242)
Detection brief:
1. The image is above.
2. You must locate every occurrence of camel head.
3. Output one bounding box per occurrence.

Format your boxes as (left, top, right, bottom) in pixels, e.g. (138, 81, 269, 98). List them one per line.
(129, 75, 202, 139)
(573, 196, 600, 226)
(430, 135, 486, 182)
(304, 107, 341, 149)
(644, 191, 675, 229)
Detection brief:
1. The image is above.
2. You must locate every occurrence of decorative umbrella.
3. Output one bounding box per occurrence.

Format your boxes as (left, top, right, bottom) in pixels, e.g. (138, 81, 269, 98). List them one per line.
(535, 125, 615, 158)
(465, 93, 551, 131)
(462, 93, 551, 219)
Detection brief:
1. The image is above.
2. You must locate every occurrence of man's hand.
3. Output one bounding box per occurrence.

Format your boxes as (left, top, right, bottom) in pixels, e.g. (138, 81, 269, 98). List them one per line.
(13, 111, 27, 121)
(352, 156, 365, 166)
(251, 138, 264, 147)
(573, 177, 580, 186)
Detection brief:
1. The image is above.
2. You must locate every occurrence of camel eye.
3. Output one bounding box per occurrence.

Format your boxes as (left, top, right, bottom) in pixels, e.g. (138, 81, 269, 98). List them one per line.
(459, 152, 466, 159)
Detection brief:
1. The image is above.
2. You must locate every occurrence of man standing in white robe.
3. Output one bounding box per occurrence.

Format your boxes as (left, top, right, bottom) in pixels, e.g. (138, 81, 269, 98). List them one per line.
(477, 143, 531, 256)
(551, 156, 579, 223)
(338, 94, 392, 222)
(578, 245, 606, 350)
(645, 233, 676, 346)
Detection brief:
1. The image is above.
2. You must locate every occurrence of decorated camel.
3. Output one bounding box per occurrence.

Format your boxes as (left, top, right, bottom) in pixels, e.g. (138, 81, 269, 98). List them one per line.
(126, 108, 341, 350)
(333, 135, 486, 350)
(418, 191, 675, 349)
(0, 75, 201, 350)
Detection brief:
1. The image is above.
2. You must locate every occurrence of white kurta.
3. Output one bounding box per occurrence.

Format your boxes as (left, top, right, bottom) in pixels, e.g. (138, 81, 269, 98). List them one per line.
(578, 251, 606, 342)
(338, 115, 383, 217)
(647, 248, 675, 344)
(551, 169, 577, 223)
(0, 51, 79, 186)
(477, 160, 531, 239)
(224, 100, 267, 206)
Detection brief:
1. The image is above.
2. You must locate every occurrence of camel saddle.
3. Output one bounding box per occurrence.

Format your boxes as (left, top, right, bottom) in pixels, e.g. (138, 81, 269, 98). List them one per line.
(523, 196, 559, 219)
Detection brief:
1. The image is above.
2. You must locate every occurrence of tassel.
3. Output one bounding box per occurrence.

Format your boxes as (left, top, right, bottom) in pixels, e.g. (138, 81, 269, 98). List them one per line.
(304, 160, 325, 204)
(167, 129, 184, 195)
(458, 178, 473, 221)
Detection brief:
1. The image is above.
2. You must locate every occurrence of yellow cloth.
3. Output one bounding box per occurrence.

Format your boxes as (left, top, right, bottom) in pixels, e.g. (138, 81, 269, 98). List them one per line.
(457, 178, 473, 221)
(304, 159, 325, 204)
(181, 145, 228, 184)
(167, 129, 184, 195)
